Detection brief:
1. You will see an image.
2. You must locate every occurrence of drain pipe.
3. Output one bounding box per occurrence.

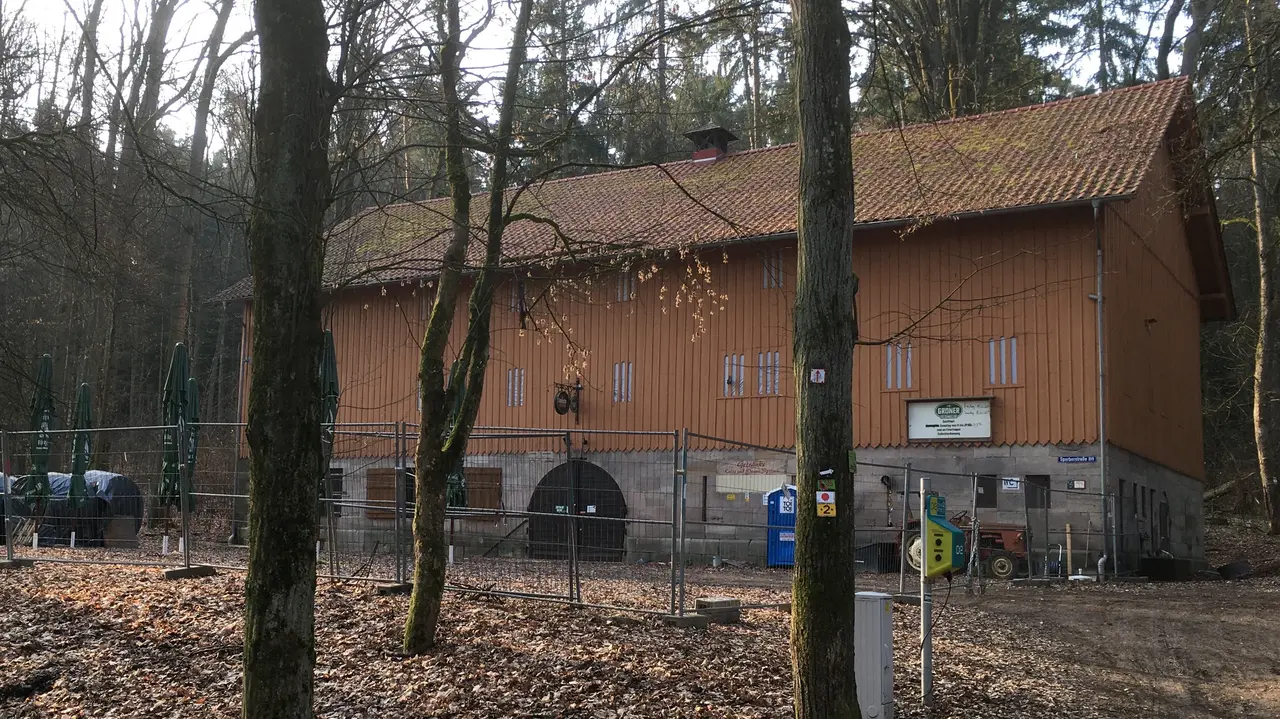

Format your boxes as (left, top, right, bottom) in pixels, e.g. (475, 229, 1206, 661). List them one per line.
(1091, 199, 1111, 579)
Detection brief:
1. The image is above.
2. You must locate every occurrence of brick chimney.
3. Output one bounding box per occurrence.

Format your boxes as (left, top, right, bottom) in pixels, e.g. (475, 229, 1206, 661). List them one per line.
(683, 124, 739, 162)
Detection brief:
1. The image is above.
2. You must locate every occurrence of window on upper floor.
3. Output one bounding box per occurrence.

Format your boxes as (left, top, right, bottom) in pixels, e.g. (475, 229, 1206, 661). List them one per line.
(506, 367, 526, 407)
(616, 270, 636, 302)
(885, 341, 913, 390)
(723, 353, 747, 398)
(612, 361, 634, 403)
(986, 335, 1020, 386)
(757, 351, 782, 395)
(763, 248, 784, 289)
(509, 279, 526, 313)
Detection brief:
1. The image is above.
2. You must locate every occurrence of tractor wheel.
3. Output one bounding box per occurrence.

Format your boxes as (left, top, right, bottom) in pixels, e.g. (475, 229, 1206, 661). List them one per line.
(987, 550, 1017, 580)
(905, 535, 923, 572)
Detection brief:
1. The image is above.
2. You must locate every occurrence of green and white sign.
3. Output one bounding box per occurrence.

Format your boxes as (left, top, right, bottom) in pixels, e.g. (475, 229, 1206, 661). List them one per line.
(906, 398, 993, 441)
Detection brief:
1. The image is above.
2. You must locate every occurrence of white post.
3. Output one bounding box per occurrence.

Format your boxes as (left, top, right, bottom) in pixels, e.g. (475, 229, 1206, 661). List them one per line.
(316, 541, 322, 562)
(162, 535, 170, 555)
(448, 545, 455, 565)
(178, 537, 185, 554)
(920, 474, 933, 706)
(70, 531, 76, 549)
(31, 532, 38, 549)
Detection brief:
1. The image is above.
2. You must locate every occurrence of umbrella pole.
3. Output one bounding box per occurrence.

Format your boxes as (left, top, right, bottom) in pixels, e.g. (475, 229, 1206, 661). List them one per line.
(179, 431, 192, 569)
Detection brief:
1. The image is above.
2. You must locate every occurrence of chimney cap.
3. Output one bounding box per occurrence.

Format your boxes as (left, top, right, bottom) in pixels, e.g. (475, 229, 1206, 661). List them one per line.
(683, 124, 739, 149)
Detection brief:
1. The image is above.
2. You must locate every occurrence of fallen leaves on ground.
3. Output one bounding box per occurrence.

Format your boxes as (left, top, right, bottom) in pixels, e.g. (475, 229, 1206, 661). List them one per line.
(1, 557, 1277, 718)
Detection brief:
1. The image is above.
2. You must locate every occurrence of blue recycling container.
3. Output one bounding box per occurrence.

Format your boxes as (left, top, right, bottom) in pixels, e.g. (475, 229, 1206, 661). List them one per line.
(766, 485, 798, 567)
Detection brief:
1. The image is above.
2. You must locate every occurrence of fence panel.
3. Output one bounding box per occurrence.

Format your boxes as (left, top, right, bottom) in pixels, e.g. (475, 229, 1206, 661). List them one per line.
(2, 426, 181, 567)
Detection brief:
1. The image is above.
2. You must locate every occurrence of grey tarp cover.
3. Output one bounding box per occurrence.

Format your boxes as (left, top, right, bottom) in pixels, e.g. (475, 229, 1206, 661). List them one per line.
(2, 470, 144, 545)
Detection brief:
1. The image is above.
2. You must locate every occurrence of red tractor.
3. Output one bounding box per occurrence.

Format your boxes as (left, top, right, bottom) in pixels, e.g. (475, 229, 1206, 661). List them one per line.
(902, 511, 1028, 580)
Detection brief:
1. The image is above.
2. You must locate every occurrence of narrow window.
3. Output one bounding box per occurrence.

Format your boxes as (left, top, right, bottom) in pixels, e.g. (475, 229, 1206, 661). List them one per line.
(723, 353, 746, 397)
(763, 248, 784, 289)
(510, 280, 526, 314)
(757, 351, 781, 395)
(613, 361, 633, 403)
(616, 270, 636, 302)
(885, 342, 913, 390)
(987, 336, 1020, 386)
(506, 367, 525, 407)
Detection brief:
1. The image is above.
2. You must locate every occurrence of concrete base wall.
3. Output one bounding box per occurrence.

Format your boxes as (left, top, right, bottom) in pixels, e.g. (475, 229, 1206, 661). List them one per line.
(314, 441, 1204, 573)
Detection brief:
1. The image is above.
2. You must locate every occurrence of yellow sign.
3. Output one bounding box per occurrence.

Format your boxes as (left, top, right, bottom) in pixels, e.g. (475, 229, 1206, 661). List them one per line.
(817, 502, 836, 517)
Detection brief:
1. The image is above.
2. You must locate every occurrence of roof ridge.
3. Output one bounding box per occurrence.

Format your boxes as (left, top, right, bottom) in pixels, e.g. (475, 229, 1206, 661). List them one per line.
(854, 77, 1191, 139)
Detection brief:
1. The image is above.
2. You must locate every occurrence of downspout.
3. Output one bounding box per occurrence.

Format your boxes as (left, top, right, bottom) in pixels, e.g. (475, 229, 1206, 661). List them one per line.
(1090, 199, 1111, 578)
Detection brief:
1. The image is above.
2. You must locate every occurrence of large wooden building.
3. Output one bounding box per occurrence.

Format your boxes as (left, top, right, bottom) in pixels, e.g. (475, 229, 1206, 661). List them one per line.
(224, 77, 1231, 571)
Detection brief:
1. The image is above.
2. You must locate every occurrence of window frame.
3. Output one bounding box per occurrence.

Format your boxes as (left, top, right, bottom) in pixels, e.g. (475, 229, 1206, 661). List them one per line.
(762, 248, 785, 289)
(612, 361, 634, 403)
(506, 367, 526, 407)
(616, 270, 636, 303)
(757, 350, 783, 396)
(985, 335, 1022, 387)
(722, 352, 747, 398)
(884, 341, 915, 392)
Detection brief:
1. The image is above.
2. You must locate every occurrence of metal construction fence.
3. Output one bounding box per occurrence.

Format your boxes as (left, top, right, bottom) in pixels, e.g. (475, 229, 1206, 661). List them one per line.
(2, 422, 1141, 614)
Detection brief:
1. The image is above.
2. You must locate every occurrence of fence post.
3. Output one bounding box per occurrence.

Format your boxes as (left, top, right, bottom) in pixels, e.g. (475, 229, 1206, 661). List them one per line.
(179, 425, 193, 569)
(394, 421, 404, 585)
(669, 430, 680, 615)
(898, 462, 911, 595)
(2, 430, 13, 563)
(966, 472, 979, 594)
(677, 428, 690, 616)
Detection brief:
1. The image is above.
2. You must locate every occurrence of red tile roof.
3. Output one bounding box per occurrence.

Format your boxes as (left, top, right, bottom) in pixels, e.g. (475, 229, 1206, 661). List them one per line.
(218, 77, 1204, 300)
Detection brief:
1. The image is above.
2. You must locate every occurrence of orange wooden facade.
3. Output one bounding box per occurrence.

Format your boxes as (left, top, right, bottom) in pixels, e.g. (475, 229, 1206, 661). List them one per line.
(237, 156, 1210, 481)
(1102, 145, 1206, 480)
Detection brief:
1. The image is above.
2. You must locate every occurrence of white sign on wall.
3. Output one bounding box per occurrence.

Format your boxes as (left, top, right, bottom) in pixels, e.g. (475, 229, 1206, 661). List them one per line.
(906, 398, 993, 441)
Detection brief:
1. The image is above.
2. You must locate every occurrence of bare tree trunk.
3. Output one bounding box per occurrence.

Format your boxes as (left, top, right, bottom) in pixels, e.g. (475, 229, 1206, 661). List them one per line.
(788, 0, 859, 713)
(242, 0, 333, 716)
(1180, 0, 1210, 81)
(1156, 0, 1186, 80)
(403, 0, 534, 655)
(403, 0, 473, 655)
(1245, 0, 1280, 534)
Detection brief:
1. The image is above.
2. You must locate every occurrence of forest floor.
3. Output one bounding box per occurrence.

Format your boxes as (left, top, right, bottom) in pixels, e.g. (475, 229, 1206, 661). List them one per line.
(1, 527, 1278, 718)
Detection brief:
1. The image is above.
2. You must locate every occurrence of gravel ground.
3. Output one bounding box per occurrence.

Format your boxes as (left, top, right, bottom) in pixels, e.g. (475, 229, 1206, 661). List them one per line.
(1, 548, 1277, 717)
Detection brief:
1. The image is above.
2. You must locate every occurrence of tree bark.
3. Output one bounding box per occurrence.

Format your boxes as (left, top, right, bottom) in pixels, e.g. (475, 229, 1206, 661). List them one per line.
(242, 0, 333, 716)
(403, 0, 534, 655)
(1155, 0, 1186, 81)
(1245, 0, 1280, 534)
(1180, 0, 1210, 82)
(788, 0, 859, 713)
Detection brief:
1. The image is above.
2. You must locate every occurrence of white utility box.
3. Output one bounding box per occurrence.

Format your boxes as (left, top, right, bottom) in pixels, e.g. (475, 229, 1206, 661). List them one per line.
(854, 591, 894, 718)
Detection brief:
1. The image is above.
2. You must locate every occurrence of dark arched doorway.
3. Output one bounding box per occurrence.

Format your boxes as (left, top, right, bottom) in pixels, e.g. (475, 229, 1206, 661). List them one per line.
(527, 460, 627, 561)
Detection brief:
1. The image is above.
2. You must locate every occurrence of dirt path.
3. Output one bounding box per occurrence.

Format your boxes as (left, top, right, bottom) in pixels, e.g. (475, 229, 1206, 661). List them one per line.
(967, 581, 1280, 718)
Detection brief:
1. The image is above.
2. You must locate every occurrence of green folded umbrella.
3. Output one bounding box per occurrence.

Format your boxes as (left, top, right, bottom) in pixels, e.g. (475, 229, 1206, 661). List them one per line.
(21, 354, 55, 505)
(159, 343, 190, 510)
(68, 383, 92, 509)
